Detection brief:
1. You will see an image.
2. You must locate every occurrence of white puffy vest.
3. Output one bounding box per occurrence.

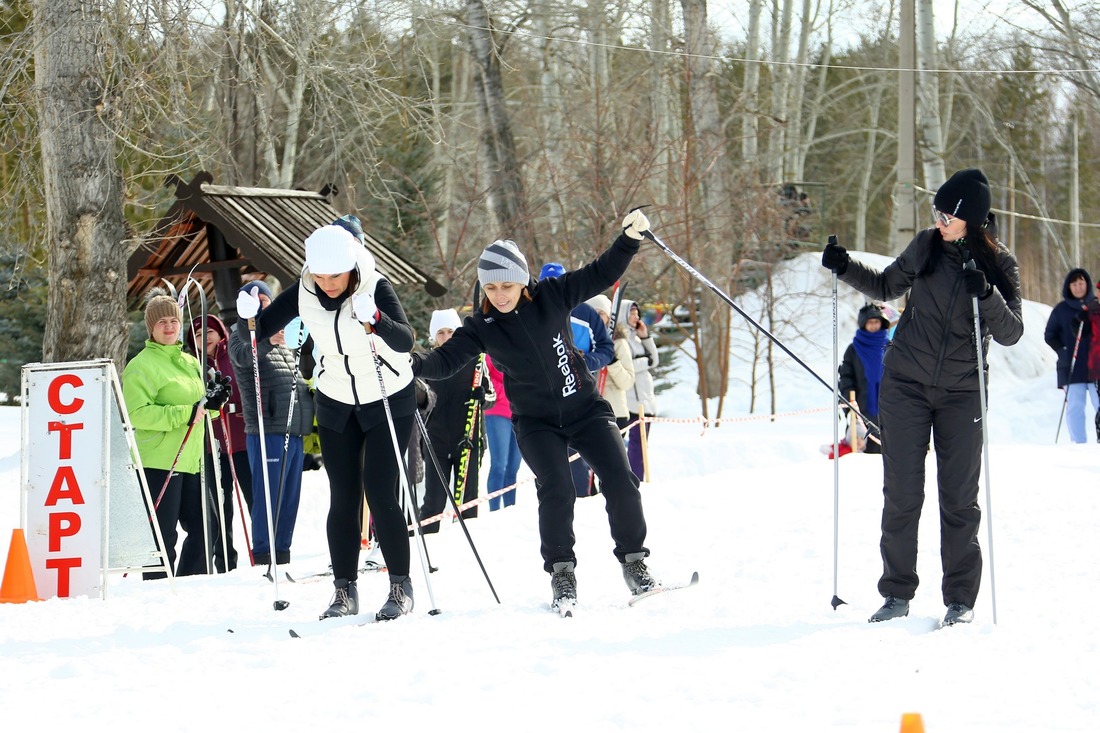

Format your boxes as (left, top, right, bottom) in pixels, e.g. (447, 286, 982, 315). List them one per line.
(298, 249, 413, 405)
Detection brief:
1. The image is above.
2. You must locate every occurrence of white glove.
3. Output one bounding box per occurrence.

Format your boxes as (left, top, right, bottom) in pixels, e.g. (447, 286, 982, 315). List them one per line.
(352, 292, 378, 325)
(622, 209, 650, 240)
(237, 287, 261, 319)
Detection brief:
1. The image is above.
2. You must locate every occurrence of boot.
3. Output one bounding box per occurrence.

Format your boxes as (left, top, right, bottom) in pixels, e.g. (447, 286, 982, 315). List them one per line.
(621, 552, 660, 596)
(550, 561, 577, 611)
(319, 578, 359, 620)
(944, 602, 974, 626)
(376, 574, 414, 621)
(868, 596, 909, 623)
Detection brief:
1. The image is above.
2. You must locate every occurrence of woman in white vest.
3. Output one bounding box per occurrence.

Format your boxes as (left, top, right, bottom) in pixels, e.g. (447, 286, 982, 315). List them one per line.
(236, 216, 417, 622)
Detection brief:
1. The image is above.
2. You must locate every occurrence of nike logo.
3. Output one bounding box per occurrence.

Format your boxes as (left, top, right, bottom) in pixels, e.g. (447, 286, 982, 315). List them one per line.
(973, 417, 982, 423)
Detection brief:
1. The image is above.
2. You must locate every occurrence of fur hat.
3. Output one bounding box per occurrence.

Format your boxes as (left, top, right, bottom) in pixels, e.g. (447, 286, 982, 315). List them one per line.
(586, 294, 612, 317)
(478, 240, 530, 287)
(144, 290, 182, 337)
(857, 303, 890, 331)
(539, 262, 566, 280)
(305, 225, 359, 275)
(429, 308, 462, 338)
(934, 168, 991, 229)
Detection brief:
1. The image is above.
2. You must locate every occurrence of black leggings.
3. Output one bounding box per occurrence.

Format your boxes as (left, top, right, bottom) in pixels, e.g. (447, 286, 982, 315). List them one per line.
(319, 413, 413, 580)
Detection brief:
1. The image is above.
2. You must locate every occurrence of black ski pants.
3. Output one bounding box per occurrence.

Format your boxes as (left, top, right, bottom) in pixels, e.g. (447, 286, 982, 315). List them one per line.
(419, 426, 479, 533)
(877, 374, 984, 608)
(513, 399, 648, 573)
(319, 409, 413, 582)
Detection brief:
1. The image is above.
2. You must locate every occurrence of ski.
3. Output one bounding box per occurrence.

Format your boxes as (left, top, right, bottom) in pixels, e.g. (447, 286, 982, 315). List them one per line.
(288, 561, 387, 584)
(627, 571, 700, 607)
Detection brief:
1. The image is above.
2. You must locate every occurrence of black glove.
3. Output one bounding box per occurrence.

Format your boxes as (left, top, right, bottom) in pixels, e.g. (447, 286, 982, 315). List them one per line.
(1075, 309, 1089, 325)
(203, 371, 233, 412)
(961, 263, 990, 298)
(471, 385, 487, 406)
(821, 238, 849, 274)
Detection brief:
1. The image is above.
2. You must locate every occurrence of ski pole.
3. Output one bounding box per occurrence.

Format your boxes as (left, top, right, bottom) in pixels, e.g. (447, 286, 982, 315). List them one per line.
(271, 329, 306, 541)
(413, 407, 501, 603)
(639, 228, 880, 437)
(219, 406, 253, 566)
(1055, 319, 1085, 443)
(966, 260, 997, 625)
(830, 264, 845, 610)
(249, 315, 289, 611)
(153, 419, 199, 510)
(366, 330, 441, 614)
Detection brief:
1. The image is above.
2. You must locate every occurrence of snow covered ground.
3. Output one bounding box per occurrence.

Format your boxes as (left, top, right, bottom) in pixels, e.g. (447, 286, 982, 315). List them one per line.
(1, 253, 1097, 732)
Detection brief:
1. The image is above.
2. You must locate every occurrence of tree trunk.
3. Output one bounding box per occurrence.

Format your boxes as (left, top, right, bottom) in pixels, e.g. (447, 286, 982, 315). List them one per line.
(681, 0, 733, 407)
(34, 0, 129, 369)
(466, 0, 536, 248)
(916, 0, 946, 189)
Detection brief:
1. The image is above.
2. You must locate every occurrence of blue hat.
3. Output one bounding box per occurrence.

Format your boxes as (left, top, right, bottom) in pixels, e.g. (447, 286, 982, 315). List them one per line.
(539, 262, 566, 280)
(332, 214, 365, 245)
(239, 280, 273, 300)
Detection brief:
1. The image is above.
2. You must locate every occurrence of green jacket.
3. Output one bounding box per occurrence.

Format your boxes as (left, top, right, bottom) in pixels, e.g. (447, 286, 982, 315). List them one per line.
(122, 340, 205, 473)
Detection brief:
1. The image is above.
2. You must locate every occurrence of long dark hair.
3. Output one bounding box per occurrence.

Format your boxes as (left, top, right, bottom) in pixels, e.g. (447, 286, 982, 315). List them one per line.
(927, 213, 1016, 301)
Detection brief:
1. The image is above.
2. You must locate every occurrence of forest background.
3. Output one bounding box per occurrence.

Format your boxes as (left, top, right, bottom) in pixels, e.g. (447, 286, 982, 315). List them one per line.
(1, 0, 1097, 415)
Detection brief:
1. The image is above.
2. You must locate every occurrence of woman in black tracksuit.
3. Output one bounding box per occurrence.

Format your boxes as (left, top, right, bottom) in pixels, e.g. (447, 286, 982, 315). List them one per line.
(411, 210, 659, 613)
(822, 168, 1023, 626)
(236, 215, 417, 622)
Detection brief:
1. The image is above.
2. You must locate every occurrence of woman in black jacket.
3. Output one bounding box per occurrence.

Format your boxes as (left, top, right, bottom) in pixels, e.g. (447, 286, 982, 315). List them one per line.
(411, 211, 659, 615)
(822, 168, 1024, 626)
(1043, 268, 1098, 443)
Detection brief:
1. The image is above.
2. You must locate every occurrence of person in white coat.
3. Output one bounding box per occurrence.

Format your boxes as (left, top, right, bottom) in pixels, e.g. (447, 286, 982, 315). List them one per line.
(617, 299, 658, 480)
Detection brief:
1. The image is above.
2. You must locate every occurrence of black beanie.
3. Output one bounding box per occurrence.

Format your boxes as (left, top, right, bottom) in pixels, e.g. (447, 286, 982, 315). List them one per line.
(934, 168, 991, 229)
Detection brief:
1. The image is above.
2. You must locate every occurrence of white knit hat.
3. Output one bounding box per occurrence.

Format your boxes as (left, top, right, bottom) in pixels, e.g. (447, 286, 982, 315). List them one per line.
(585, 294, 612, 318)
(305, 225, 360, 274)
(429, 308, 462, 338)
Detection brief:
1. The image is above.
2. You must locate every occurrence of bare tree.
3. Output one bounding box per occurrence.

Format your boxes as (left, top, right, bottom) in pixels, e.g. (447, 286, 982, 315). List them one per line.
(34, 0, 130, 368)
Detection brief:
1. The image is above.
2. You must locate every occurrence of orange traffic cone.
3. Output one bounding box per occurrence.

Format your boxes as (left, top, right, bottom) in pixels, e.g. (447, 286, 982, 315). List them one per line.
(899, 713, 925, 733)
(0, 528, 42, 603)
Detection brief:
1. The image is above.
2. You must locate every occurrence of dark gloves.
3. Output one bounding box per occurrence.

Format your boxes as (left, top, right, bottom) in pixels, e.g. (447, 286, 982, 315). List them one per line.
(472, 385, 496, 407)
(1075, 309, 1089, 325)
(961, 263, 991, 298)
(821, 237, 849, 275)
(202, 371, 233, 412)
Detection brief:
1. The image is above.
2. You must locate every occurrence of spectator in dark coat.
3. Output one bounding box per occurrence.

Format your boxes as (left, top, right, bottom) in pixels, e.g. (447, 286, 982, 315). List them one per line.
(185, 314, 251, 570)
(822, 168, 1024, 627)
(417, 308, 493, 533)
(1043, 268, 1099, 443)
(837, 303, 891, 454)
(228, 281, 316, 570)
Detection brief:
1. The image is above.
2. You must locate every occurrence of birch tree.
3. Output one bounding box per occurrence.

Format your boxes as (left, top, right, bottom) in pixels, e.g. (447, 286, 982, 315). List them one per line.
(34, 0, 130, 368)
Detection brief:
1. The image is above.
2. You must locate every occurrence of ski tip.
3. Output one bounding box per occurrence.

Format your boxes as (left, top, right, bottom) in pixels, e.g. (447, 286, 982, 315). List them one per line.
(689, 571, 700, 585)
(289, 629, 300, 638)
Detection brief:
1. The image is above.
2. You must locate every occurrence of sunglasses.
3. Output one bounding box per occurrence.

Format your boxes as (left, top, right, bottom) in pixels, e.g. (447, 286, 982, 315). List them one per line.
(933, 208, 958, 227)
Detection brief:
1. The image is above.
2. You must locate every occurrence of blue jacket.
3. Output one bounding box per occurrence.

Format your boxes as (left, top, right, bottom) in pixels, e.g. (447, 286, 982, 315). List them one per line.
(570, 302, 614, 371)
(1044, 268, 1095, 387)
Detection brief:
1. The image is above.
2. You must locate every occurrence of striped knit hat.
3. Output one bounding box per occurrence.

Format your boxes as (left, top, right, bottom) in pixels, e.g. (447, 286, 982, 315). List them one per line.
(477, 240, 529, 287)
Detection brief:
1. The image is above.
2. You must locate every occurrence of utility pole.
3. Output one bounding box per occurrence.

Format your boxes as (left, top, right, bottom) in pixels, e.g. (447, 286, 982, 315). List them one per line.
(895, 0, 917, 254)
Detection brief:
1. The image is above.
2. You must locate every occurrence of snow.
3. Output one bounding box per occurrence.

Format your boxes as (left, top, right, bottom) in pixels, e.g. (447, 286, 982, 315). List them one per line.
(1, 252, 1097, 732)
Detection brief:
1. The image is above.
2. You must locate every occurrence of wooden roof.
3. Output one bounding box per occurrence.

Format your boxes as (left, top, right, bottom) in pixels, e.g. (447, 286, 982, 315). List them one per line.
(126, 171, 446, 311)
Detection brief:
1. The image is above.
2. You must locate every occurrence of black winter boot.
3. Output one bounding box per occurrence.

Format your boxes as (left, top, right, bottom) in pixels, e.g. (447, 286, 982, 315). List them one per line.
(376, 575, 414, 621)
(868, 596, 909, 622)
(621, 552, 660, 596)
(319, 578, 359, 620)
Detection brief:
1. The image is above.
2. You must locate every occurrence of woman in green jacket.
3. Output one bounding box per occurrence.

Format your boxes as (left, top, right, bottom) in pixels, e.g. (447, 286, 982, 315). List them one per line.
(123, 290, 228, 578)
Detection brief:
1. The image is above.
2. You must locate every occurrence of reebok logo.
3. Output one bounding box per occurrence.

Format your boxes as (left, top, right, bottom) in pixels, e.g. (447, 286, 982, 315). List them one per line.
(552, 333, 578, 397)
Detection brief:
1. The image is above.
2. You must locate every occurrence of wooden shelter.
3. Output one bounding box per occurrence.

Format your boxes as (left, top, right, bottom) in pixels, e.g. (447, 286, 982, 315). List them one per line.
(127, 172, 446, 314)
